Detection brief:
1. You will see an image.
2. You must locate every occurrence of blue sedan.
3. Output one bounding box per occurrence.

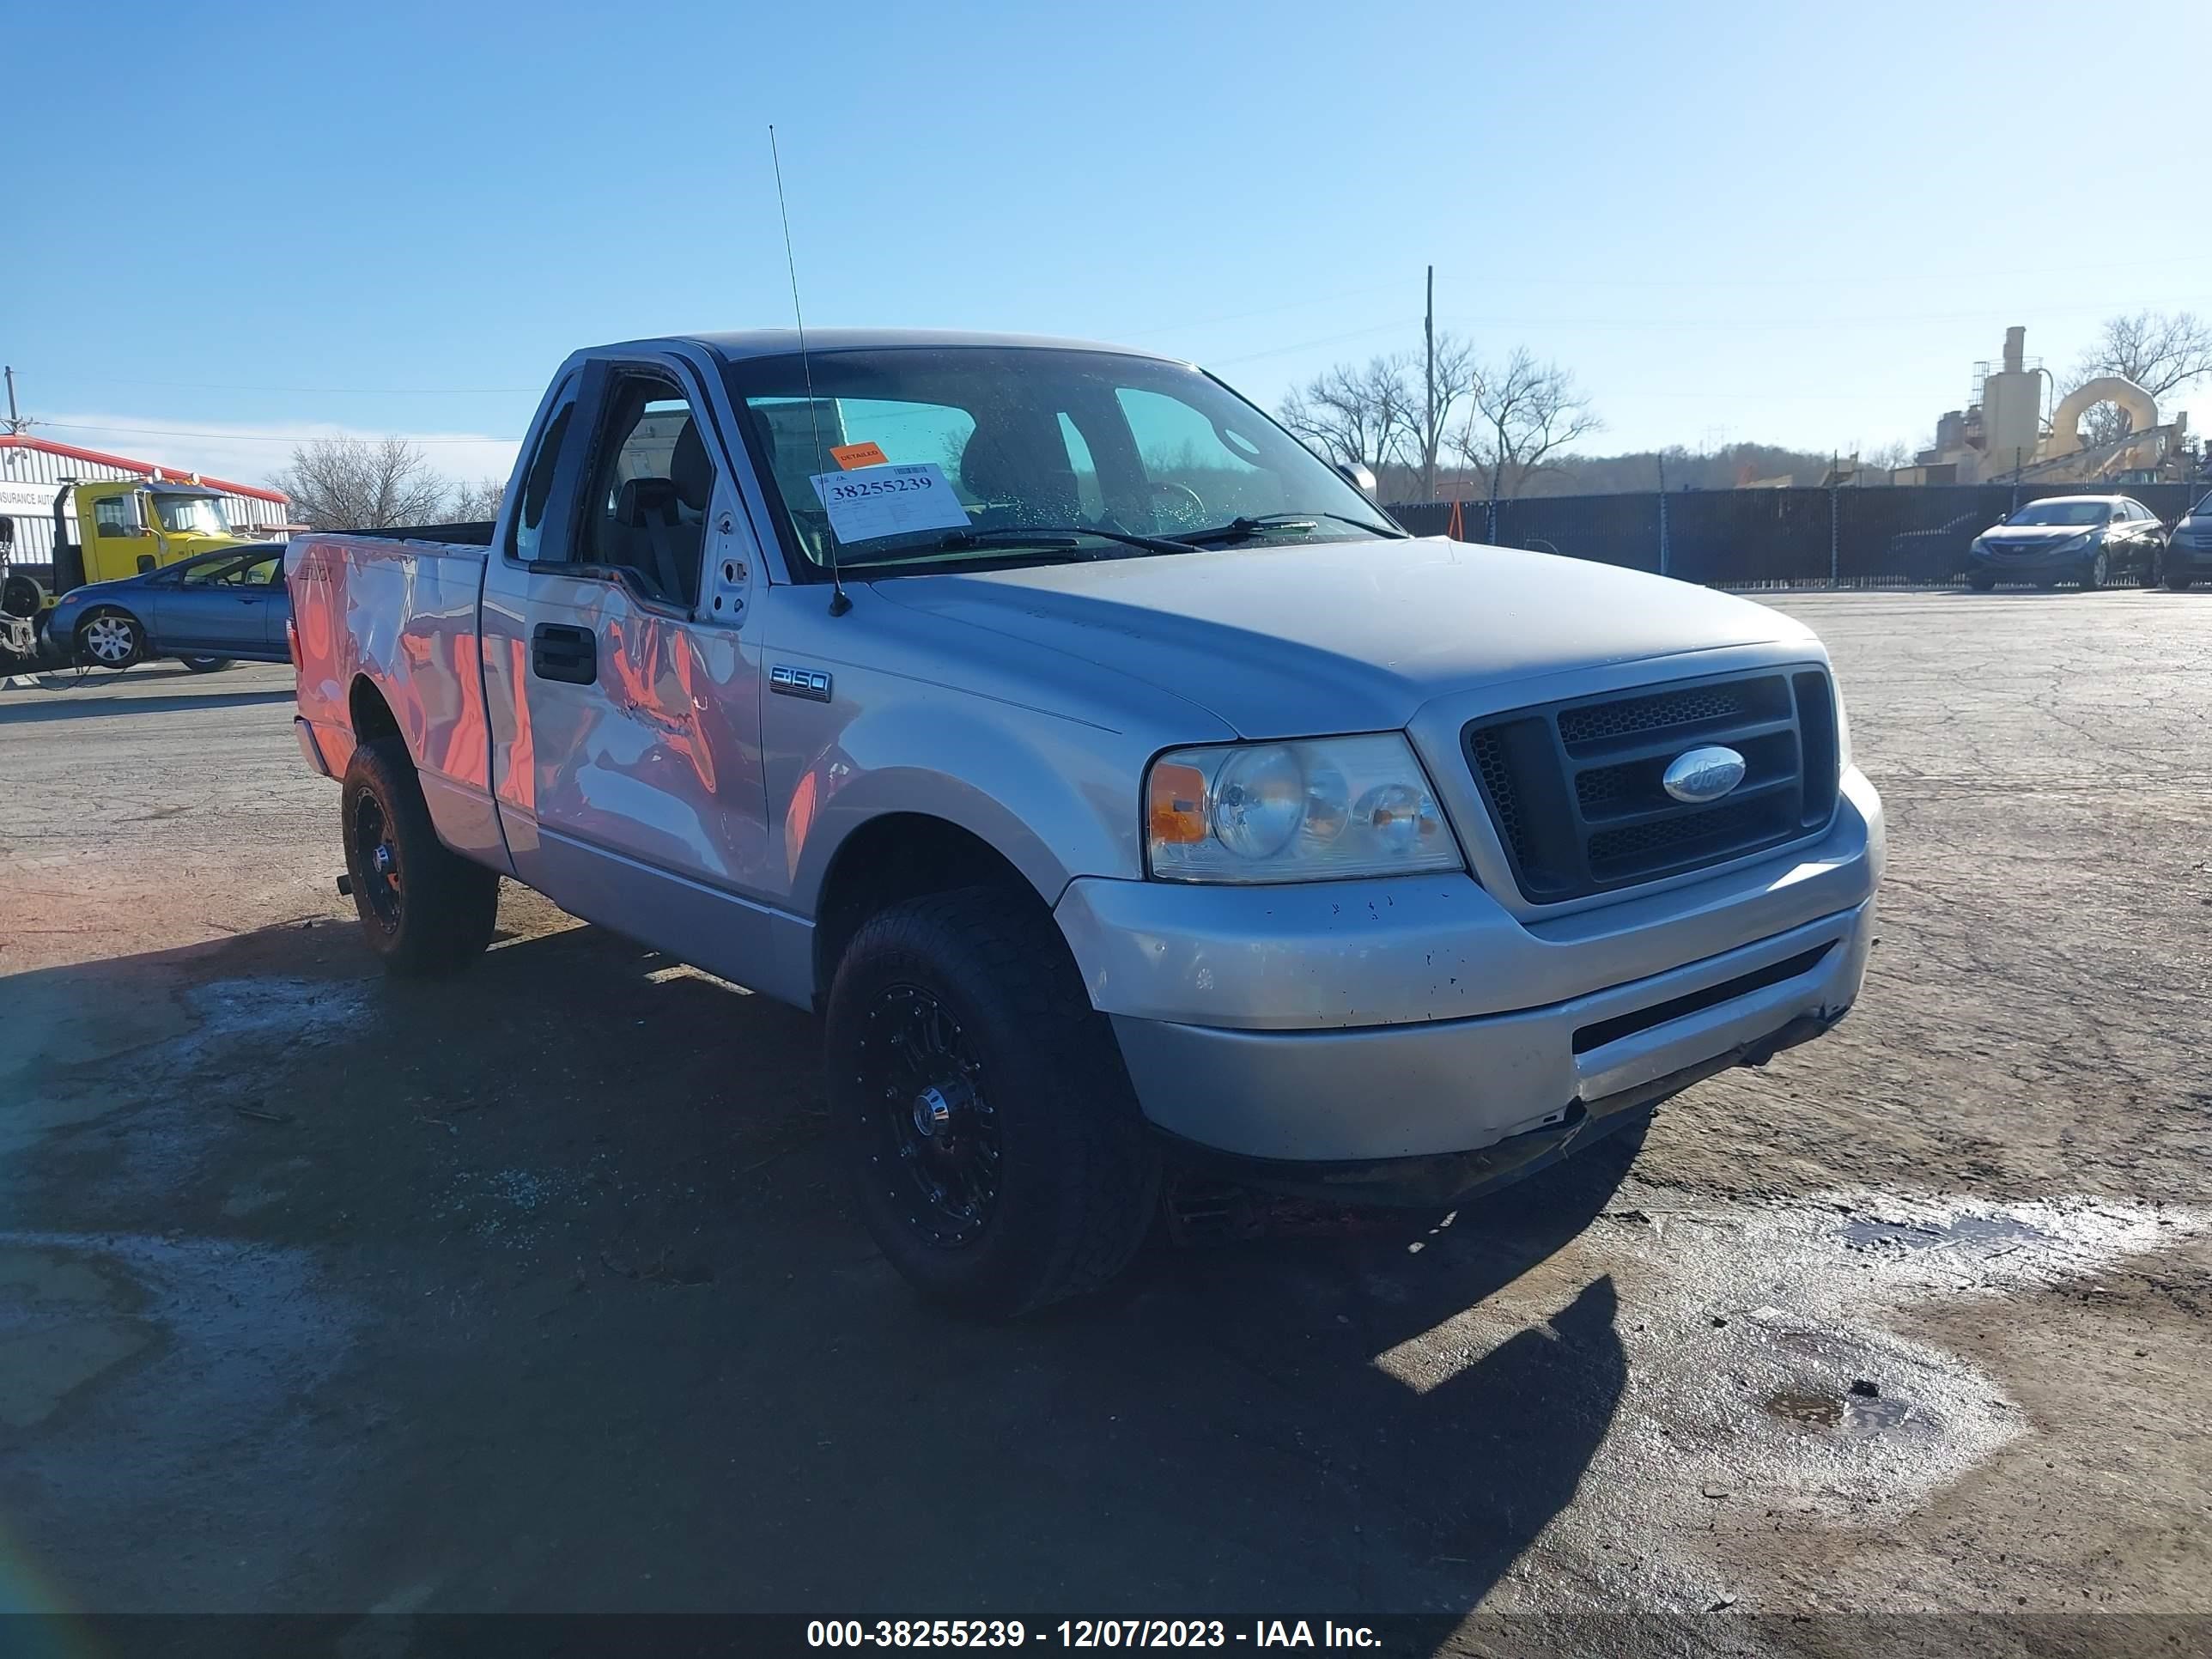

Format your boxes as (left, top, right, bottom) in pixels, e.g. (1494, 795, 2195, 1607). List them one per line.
(46, 544, 292, 672)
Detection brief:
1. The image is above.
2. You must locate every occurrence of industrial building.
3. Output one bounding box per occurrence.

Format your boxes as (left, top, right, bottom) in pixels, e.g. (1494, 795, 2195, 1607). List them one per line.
(1904, 325, 2190, 485)
(0, 434, 292, 568)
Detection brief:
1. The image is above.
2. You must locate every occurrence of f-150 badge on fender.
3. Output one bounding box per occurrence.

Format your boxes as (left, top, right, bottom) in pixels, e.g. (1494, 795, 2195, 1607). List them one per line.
(770, 664, 833, 702)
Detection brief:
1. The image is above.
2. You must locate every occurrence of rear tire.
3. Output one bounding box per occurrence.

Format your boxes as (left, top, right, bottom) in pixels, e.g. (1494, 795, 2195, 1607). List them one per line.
(339, 735, 500, 978)
(826, 885, 1162, 1319)
(179, 656, 234, 674)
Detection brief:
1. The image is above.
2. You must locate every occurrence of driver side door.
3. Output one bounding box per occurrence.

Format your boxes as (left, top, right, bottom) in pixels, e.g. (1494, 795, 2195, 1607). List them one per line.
(480, 355, 775, 986)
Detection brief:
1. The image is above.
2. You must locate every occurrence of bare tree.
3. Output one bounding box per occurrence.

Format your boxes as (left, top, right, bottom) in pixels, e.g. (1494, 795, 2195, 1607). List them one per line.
(447, 478, 507, 522)
(2064, 310, 2212, 447)
(1408, 331, 1480, 503)
(1278, 356, 1416, 479)
(1450, 349, 1602, 501)
(273, 436, 453, 530)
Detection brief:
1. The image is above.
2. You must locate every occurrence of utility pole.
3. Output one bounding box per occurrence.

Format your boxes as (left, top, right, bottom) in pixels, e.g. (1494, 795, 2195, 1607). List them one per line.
(1423, 265, 1436, 503)
(3, 367, 24, 436)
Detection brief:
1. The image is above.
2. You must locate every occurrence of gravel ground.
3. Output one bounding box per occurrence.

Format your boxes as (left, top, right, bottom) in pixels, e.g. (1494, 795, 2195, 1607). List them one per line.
(1, 592, 2208, 1654)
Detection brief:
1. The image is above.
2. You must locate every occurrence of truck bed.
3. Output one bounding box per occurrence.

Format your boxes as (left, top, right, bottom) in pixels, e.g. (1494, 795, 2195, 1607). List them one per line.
(289, 529, 497, 825)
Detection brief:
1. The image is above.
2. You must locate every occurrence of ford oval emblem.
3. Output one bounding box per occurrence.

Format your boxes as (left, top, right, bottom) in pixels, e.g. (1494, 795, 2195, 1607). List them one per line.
(1662, 744, 1747, 805)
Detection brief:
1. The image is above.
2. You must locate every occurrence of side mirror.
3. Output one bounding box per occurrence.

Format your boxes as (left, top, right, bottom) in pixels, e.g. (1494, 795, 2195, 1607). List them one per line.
(1334, 460, 1378, 495)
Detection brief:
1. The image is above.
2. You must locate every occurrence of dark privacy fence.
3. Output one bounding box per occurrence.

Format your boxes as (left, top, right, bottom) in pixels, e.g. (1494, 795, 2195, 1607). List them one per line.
(1389, 482, 2212, 587)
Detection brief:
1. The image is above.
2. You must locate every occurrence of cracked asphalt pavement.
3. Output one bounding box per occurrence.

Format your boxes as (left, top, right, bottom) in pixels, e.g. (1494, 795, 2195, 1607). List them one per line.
(1, 589, 2207, 1654)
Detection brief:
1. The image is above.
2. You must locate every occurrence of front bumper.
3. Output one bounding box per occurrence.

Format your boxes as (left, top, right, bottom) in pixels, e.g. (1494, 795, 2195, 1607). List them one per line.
(1111, 897, 1871, 1166)
(1968, 543, 2094, 578)
(1058, 769, 1881, 1167)
(2165, 538, 2212, 577)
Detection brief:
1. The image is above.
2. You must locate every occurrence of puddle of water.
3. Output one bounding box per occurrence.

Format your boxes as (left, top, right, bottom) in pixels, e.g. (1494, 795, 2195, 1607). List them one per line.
(1765, 1389, 1843, 1428)
(1375, 1188, 2205, 1614)
(1836, 1212, 2051, 1253)
(1764, 1387, 1920, 1439)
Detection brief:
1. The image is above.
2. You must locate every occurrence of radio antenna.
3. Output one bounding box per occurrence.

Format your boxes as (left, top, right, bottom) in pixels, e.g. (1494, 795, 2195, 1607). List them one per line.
(769, 125, 848, 617)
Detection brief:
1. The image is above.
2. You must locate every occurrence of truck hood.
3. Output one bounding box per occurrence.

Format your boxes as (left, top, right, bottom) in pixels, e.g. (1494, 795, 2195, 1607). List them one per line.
(871, 536, 1814, 738)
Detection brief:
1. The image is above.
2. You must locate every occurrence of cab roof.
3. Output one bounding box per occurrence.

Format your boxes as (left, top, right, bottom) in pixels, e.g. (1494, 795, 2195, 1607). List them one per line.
(626, 329, 1177, 364)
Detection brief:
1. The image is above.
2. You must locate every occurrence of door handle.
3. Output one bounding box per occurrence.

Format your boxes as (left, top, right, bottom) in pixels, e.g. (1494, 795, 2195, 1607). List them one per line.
(532, 623, 597, 684)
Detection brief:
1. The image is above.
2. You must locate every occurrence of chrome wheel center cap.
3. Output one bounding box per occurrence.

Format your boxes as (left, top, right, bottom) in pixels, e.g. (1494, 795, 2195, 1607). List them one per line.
(912, 1085, 957, 1139)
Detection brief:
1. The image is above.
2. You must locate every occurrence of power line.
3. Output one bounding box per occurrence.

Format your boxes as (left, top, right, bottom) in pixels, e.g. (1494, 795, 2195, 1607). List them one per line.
(40, 422, 521, 444)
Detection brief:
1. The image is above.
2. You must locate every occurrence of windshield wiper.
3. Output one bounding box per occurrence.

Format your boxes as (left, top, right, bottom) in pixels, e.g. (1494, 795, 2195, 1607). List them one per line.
(942, 525, 1200, 557)
(1175, 510, 1407, 546)
(840, 526, 1196, 568)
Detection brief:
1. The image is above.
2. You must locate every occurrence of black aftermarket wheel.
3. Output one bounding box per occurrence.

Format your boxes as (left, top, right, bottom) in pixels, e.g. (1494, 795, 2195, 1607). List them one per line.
(339, 735, 500, 977)
(826, 886, 1161, 1318)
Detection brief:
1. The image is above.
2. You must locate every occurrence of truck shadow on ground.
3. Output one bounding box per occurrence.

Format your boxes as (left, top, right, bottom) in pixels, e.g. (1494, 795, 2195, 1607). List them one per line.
(0, 687, 296, 725)
(4, 909, 1634, 1624)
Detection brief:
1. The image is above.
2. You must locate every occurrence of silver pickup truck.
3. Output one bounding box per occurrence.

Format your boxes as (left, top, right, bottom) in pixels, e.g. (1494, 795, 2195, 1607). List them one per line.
(289, 330, 1882, 1316)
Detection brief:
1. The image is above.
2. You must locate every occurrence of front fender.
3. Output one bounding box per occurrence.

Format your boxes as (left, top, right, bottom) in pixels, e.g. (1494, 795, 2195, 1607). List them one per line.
(773, 691, 1171, 919)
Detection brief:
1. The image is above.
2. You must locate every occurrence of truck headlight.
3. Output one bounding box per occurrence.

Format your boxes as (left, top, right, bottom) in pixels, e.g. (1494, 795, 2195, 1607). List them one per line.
(1146, 734, 1464, 883)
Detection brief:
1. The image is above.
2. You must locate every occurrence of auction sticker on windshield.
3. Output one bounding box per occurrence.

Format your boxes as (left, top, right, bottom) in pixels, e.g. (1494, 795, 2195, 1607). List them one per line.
(809, 463, 972, 544)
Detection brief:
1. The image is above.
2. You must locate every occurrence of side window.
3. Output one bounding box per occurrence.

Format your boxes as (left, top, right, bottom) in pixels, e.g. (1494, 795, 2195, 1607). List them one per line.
(579, 375, 718, 609)
(510, 399, 576, 563)
(1114, 386, 1285, 528)
(181, 557, 245, 586)
(94, 495, 142, 537)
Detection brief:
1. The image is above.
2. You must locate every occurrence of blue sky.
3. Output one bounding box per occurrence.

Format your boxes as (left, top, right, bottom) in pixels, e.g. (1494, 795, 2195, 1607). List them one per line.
(9, 0, 2208, 490)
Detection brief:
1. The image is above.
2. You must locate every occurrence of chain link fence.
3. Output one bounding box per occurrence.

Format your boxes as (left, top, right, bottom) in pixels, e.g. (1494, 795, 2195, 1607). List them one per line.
(1391, 481, 2212, 588)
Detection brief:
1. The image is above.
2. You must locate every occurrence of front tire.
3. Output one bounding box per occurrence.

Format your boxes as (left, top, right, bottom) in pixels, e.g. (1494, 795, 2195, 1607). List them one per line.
(2168, 572, 2194, 592)
(78, 609, 144, 667)
(1966, 570, 1996, 592)
(2080, 550, 2109, 591)
(339, 735, 500, 977)
(826, 886, 1162, 1318)
(179, 656, 234, 674)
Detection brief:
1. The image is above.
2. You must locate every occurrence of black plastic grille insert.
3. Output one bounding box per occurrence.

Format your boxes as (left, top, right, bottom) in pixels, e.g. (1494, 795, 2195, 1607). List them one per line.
(1463, 668, 1842, 902)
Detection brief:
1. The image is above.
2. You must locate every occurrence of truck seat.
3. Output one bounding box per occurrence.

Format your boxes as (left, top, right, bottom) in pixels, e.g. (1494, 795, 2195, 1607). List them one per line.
(608, 418, 715, 606)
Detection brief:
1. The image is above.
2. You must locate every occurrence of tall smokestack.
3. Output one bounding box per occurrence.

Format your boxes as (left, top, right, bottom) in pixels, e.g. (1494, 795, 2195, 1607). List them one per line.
(2003, 326, 2025, 374)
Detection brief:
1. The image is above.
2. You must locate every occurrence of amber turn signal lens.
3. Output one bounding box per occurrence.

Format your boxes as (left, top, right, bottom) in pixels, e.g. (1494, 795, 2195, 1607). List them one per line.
(1147, 762, 1209, 845)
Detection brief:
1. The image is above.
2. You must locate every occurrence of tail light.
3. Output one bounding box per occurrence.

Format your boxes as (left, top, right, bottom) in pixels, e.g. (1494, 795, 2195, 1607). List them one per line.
(286, 617, 301, 671)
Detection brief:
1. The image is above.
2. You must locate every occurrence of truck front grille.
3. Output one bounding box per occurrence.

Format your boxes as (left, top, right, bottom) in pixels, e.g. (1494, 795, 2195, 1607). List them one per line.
(1464, 668, 1840, 902)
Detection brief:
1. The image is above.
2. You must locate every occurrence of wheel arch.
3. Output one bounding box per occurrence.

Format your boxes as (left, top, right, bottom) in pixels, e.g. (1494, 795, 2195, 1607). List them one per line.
(349, 673, 404, 752)
(809, 811, 1057, 1006)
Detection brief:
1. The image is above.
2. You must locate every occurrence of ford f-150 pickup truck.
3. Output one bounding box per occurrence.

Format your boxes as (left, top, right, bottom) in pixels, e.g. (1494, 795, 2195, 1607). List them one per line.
(289, 330, 1882, 1316)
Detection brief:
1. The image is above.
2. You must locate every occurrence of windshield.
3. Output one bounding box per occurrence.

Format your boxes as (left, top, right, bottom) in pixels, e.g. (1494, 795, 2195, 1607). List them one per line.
(723, 346, 1394, 576)
(2006, 499, 2110, 526)
(154, 494, 234, 536)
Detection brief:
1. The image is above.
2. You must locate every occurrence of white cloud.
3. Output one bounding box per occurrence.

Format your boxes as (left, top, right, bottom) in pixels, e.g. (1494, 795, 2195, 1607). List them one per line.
(35, 414, 523, 494)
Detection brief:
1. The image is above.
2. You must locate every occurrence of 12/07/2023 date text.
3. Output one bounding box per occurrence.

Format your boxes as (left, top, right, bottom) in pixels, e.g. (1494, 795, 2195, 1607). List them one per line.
(806, 1619, 1382, 1648)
